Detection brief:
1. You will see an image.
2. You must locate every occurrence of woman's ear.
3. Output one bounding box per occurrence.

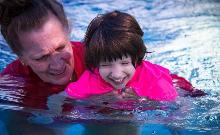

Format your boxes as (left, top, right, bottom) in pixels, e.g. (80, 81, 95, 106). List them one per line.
(19, 58, 26, 66)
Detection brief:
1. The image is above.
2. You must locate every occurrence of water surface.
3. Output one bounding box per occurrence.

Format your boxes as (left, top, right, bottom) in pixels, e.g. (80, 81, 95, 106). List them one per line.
(0, 0, 220, 135)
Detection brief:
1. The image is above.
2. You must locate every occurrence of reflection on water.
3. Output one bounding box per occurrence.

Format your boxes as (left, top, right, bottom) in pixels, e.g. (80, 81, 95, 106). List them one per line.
(0, 0, 220, 135)
(0, 75, 219, 134)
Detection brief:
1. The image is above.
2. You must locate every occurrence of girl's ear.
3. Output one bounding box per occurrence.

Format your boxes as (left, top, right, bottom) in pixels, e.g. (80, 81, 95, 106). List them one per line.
(135, 61, 138, 67)
(132, 60, 138, 68)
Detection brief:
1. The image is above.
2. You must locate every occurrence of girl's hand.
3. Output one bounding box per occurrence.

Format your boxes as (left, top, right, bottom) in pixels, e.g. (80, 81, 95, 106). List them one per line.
(118, 87, 140, 100)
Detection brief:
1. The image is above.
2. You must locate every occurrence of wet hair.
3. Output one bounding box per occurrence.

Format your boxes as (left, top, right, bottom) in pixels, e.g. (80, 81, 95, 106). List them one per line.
(84, 10, 147, 71)
(0, 0, 68, 56)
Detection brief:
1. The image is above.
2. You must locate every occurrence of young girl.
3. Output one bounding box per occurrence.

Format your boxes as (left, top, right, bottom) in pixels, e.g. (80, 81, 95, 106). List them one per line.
(65, 10, 178, 101)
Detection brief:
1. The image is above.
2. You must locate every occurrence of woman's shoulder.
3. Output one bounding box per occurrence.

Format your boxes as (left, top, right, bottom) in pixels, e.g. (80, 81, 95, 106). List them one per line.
(71, 41, 84, 49)
(71, 41, 85, 57)
(0, 59, 30, 76)
(70, 41, 86, 80)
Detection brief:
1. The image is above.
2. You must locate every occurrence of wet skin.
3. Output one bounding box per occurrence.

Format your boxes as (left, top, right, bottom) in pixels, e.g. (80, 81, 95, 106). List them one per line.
(99, 55, 135, 90)
(19, 15, 74, 85)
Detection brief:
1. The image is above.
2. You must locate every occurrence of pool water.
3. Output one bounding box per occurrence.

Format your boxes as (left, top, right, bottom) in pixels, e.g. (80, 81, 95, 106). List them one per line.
(0, 0, 220, 135)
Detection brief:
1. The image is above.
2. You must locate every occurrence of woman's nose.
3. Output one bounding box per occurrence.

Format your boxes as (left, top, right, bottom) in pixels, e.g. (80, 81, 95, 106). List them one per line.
(49, 53, 64, 70)
(61, 51, 71, 62)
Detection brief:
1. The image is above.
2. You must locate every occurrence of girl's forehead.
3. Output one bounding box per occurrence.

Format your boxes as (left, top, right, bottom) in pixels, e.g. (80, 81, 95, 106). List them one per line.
(101, 55, 132, 62)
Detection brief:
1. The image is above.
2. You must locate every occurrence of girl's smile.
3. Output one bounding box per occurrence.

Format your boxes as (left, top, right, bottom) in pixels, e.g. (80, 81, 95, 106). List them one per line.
(99, 55, 135, 89)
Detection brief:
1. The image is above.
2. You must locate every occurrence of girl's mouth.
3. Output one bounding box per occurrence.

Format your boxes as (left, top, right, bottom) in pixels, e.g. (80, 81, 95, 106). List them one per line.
(109, 77, 126, 88)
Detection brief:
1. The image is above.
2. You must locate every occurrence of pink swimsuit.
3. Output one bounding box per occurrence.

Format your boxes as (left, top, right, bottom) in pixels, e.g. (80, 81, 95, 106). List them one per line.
(66, 61, 178, 101)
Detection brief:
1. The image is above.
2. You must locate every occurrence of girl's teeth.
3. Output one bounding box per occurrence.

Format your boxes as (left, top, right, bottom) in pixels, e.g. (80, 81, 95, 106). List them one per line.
(114, 79, 122, 83)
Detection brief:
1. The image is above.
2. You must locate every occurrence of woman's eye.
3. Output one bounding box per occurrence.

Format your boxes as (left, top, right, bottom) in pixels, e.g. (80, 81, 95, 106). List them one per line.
(57, 45, 65, 51)
(35, 55, 48, 61)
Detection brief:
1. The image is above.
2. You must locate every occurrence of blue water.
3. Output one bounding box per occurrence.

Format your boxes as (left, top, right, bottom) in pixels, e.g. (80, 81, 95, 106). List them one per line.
(0, 0, 220, 135)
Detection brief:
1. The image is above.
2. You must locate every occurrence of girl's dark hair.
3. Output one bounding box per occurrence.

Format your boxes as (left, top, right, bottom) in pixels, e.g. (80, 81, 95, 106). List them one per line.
(84, 10, 147, 71)
(0, 0, 68, 56)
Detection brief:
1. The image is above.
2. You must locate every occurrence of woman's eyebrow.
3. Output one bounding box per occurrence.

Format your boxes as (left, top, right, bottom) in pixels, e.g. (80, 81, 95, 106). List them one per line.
(31, 51, 49, 59)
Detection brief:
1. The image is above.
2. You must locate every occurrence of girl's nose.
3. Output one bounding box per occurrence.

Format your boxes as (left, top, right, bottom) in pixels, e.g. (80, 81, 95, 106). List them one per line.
(110, 65, 125, 79)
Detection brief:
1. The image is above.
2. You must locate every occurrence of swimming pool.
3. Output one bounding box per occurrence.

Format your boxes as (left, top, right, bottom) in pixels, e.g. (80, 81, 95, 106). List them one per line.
(0, 0, 220, 135)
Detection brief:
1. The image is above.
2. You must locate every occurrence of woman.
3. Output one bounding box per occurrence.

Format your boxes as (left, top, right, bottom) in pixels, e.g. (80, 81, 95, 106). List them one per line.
(0, 0, 87, 108)
(0, 0, 85, 85)
(0, 0, 85, 134)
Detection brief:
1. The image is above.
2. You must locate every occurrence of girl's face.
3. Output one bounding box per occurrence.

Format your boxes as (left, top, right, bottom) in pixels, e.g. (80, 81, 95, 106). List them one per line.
(99, 55, 135, 89)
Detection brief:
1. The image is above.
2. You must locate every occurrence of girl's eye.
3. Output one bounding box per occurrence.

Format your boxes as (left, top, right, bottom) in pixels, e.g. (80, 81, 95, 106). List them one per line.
(121, 61, 130, 65)
(100, 64, 109, 67)
(100, 63, 111, 67)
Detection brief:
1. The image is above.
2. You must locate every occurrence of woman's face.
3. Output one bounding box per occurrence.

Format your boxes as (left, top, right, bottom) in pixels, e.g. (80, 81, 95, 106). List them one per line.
(19, 16, 74, 85)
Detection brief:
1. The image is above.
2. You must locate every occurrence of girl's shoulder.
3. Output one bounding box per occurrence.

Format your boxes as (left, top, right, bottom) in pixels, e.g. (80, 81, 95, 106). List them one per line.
(141, 60, 170, 75)
(129, 60, 177, 101)
(134, 60, 171, 81)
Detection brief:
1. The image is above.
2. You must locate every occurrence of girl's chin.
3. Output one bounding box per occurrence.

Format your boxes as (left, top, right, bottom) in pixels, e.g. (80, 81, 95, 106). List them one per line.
(112, 84, 126, 90)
